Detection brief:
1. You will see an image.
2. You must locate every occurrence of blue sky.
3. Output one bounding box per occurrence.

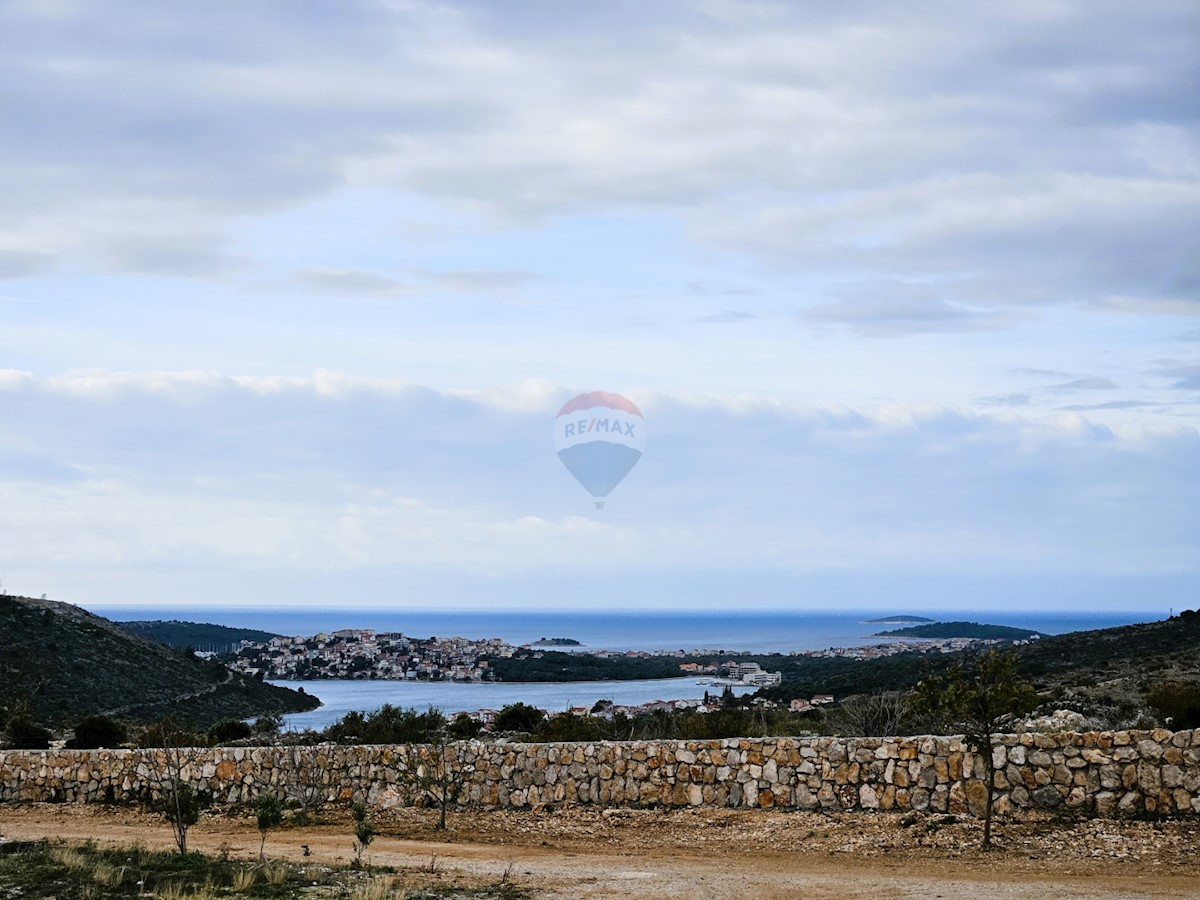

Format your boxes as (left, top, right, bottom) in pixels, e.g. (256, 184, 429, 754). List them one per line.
(1, 0, 1197, 612)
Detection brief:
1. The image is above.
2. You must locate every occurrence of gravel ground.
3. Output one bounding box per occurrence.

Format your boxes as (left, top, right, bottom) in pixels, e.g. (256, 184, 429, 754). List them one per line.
(2, 803, 1198, 898)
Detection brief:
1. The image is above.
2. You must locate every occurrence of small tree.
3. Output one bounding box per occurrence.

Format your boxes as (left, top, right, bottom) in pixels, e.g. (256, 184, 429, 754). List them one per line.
(140, 715, 207, 855)
(351, 800, 375, 867)
(283, 739, 329, 823)
(158, 782, 202, 855)
(834, 691, 913, 737)
(407, 731, 464, 831)
(255, 792, 283, 861)
(913, 649, 1037, 849)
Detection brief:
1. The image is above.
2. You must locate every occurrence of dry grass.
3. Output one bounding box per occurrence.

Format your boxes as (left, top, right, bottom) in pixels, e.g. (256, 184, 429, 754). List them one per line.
(50, 844, 91, 871)
(262, 861, 290, 885)
(348, 876, 401, 900)
(231, 866, 257, 892)
(157, 882, 218, 900)
(91, 862, 124, 887)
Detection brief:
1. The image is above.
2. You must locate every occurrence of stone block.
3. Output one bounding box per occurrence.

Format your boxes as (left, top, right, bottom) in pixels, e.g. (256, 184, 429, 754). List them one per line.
(1137, 740, 1164, 761)
(1137, 761, 1162, 793)
(1032, 785, 1065, 810)
(965, 780, 988, 818)
(857, 784, 878, 809)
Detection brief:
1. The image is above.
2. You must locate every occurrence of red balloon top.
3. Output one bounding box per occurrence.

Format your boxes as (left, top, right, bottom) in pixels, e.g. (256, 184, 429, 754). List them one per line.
(556, 391, 643, 418)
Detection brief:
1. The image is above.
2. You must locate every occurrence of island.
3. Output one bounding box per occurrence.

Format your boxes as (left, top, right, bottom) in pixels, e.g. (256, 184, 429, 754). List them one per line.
(872, 621, 1047, 640)
(531, 637, 582, 647)
(862, 615, 937, 625)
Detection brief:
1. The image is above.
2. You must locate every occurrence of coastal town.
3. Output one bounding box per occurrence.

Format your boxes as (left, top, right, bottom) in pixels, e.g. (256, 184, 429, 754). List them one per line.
(224, 627, 1019, 722)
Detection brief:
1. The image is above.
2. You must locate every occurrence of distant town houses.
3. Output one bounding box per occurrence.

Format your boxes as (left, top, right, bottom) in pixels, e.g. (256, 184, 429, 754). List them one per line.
(227, 629, 514, 683)
(227, 629, 793, 687)
(796, 636, 1010, 660)
(685, 660, 783, 687)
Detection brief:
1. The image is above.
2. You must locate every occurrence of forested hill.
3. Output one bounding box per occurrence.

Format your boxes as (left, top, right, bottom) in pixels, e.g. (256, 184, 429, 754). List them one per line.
(756, 610, 1200, 703)
(117, 619, 278, 653)
(1015, 609, 1200, 687)
(0, 595, 317, 728)
(873, 621, 1048, 640)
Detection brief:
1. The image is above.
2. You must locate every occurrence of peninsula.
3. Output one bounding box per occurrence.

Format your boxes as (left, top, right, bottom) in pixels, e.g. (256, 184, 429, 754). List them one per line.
(872, 621, 1047, 640)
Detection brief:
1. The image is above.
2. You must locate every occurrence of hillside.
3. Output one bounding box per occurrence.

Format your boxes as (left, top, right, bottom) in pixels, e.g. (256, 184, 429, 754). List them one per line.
(872, 621, 1048, 640)
(757, 610, 1200, 706)
(116, 619, 278, 653)
(0, 595, 318, 729)
(1016, 609, 1200, 689)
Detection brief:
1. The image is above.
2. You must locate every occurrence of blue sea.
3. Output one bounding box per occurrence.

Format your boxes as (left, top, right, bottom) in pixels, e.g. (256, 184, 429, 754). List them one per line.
(88, 606, 1161, 730)
(87, 607, 1158, 655)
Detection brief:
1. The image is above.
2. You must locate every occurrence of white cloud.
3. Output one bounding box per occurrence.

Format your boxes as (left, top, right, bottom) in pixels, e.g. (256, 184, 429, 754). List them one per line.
(1, 3, 1197, 610)
(1, 372, 1196, 609)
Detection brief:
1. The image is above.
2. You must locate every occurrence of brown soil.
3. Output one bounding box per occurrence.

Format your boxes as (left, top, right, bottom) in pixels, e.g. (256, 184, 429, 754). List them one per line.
(2, 803, 1198, 898)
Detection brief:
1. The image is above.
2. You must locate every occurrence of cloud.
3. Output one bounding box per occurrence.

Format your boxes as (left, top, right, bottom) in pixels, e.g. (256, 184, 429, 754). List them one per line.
(976, 393, 1032, 408)
(410, 267, 538, 293)
(0, 0, 1192, 323)
(0, 250, 53, 279)
(801, 291, 1017, 337)
(1154, 361, 1200, 390)
(1093, 296, 1200, 317)
(1049, 377, 1118, 391)
(2, 371, 1197, 608)
(282, 265, 537, 298)
(693, 310, 758, 324)
(288, 267, 415, 298)
(1057, 400, 1153, 411)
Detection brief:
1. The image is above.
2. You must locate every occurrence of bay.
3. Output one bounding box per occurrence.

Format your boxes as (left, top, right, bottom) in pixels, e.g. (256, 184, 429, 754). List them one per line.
(87, 605, 1160, 732)
(272, 677, 757, 731)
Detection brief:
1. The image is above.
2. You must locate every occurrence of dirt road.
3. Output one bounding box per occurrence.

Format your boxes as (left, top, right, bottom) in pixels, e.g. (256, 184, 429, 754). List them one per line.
(2, 803, 1197, 898)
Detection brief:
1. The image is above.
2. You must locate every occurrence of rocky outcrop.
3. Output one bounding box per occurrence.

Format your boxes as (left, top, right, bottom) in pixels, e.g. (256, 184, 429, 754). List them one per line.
(1, 729, 1197, 818)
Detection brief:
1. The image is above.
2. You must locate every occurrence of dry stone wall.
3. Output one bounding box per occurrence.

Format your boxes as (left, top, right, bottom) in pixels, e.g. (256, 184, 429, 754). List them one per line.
(2, 729, 1197, 818)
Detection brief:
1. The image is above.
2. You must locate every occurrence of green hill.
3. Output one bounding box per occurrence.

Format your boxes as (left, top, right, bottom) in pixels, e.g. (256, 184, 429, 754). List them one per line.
(0, 595, 318, 729)
(873, 621, 1048, 640)
(116, 619, 279, 653)
(1015, 609, 1200, 689)
(756, 610, 1200, 705)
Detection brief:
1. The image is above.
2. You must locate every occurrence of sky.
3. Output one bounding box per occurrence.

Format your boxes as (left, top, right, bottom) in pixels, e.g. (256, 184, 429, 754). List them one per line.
(0, 0, 1197, 614)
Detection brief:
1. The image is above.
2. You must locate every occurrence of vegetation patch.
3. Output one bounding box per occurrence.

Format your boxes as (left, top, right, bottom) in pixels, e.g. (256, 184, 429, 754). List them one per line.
(0, 840, 529, 899)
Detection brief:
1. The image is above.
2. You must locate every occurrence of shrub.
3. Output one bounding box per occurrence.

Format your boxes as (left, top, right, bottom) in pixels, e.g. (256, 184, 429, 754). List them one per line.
(136, 717, 206, 749)
(208, 719, 252, 745)
(324, 705, 444, 745)
(1146, 680, 1200, 729)
(492, 702, 545, 734)
(448, 712, 481, 740)
(5, 713, 52, 750)
(66, 715, 128, 749)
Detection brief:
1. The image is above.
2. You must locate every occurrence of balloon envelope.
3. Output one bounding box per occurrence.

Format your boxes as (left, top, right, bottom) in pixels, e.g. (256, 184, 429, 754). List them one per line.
(554, 391, 644, 507)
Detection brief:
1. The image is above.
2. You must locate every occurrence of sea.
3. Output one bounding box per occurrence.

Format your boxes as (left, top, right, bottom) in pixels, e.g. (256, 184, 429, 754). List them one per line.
(89, 606, 1162, 731)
